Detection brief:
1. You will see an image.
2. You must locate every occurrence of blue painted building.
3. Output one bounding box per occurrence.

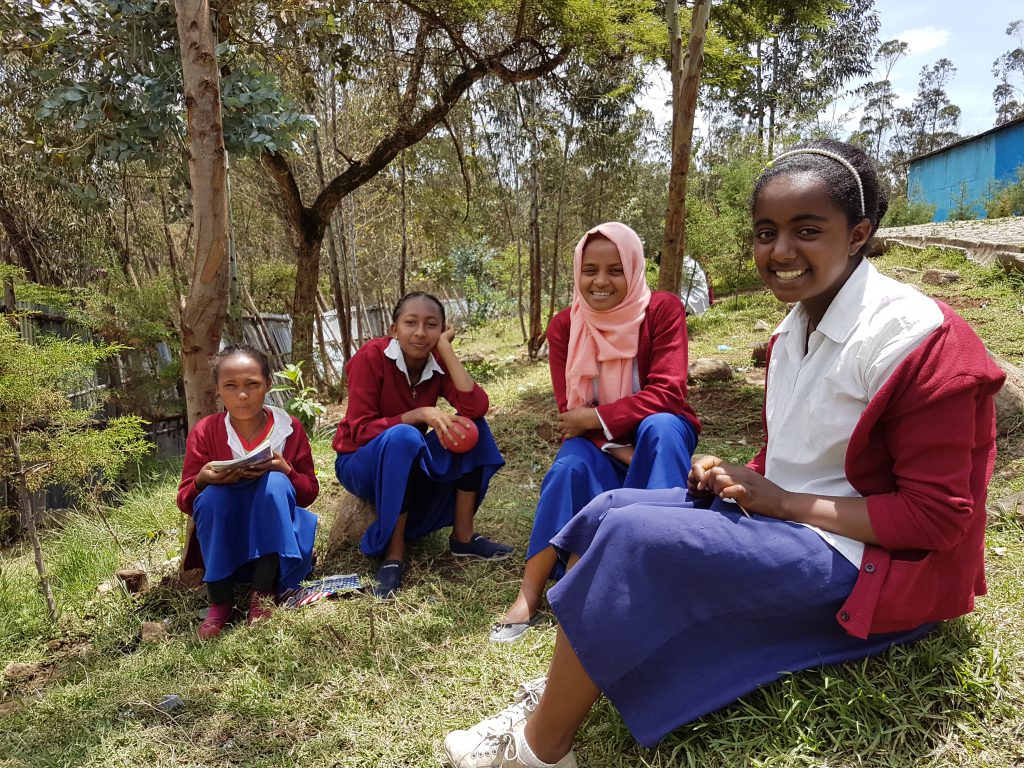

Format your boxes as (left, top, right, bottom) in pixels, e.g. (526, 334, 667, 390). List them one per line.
(907, 115, 1024, 221)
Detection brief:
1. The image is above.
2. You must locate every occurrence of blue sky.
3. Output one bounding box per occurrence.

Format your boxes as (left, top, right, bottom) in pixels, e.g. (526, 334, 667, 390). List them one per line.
(640, 0, 1023, 140)
(873, 0, 1022, 135)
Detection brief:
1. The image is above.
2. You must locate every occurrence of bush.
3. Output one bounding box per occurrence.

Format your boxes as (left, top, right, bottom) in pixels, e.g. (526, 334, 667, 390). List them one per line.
(985, 167, 1024, 218)
(881, 194, 936, 228)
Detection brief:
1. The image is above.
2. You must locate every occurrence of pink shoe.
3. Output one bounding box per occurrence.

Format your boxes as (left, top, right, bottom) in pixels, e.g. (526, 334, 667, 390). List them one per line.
(247, 591, 275, 625)
(198, 602, 232, 640)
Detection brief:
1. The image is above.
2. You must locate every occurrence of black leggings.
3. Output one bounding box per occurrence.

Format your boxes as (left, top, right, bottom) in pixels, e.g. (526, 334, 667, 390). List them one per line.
(207, 553, 279, 605)
(402, 466, 483, 513)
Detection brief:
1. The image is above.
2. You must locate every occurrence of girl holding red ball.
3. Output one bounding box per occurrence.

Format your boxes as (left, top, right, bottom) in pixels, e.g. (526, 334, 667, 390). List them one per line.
(334, 292, 509, 598)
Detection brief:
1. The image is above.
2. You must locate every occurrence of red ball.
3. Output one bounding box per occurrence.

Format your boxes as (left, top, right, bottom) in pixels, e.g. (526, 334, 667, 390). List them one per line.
(440, 416, 479, 453)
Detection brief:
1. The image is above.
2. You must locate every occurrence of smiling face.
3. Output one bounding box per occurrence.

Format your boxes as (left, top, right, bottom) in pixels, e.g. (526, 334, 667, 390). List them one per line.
(216, 354, 270, 420)
(390, 296, 444, 363)
(752, 172, 872, 320)
(578, 235, 628, 311)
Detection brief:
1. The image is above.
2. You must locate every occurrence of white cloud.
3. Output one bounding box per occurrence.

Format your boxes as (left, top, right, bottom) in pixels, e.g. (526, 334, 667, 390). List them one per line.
(896, 26, 950, 55)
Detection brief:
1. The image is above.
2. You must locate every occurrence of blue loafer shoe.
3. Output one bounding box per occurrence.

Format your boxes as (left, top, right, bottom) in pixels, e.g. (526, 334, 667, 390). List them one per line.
(371, 559, 404, 599)
(449, 534, 513, 561)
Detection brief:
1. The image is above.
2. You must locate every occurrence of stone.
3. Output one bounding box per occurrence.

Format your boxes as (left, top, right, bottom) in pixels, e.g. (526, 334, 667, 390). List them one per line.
(3, 662, 40, 682)
(921, 268, 960, 285)
(140, 621, 168, 644)
(688, 358, 732, 382)
(753, 319, 772, 332)
(751, 342, 769, 368)
(991, 491, 1024, 519)
(115, 569, 149, 594)
(990, 354, 1024, 437)
(324, 492, 376, 557)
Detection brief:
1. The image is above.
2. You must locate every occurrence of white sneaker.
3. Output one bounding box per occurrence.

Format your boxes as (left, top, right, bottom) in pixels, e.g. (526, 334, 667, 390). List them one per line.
(468, 677, 547, 737)
(443, 721, 577, 768)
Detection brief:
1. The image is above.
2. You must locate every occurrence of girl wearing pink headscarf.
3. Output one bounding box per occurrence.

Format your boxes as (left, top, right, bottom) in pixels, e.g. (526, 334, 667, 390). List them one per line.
(490, 222, 701, 643)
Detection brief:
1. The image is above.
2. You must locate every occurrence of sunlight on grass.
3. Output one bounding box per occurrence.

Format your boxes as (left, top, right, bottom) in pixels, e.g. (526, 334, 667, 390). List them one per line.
(1, 246, 1022, 767)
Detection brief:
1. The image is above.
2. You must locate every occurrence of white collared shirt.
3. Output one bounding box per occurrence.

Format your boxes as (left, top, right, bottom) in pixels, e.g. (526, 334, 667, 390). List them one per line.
(765, 259, 943, 565)
(384, 338, 445, 386)
(224, 404, 294, 459)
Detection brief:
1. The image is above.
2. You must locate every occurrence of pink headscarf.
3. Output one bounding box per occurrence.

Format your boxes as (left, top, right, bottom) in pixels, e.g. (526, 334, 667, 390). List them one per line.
(565, 222, 651, 410)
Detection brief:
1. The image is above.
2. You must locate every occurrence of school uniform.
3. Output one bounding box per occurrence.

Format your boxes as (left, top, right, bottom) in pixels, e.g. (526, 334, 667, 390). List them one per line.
(527, 291, 701, 573)
(333, 337, 505, 557)
(547, 260, 1004, 747)
(177, 406, 319, 592)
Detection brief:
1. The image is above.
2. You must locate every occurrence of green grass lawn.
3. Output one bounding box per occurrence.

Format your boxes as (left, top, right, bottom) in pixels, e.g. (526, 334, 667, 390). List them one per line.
(1, 246, 1022, 767)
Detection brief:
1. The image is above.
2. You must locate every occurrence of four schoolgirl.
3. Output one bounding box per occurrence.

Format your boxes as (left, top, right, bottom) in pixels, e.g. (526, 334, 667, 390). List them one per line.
(177, 344, 319, 640)
(174, 138, 1003, 767)
(492, 222, 700, 643)
(333, 292, 510, 598)
(443, 140, 1003, 767)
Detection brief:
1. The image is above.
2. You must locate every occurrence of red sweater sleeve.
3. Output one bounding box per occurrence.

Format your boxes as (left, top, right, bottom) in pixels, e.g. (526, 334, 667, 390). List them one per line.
(177, 417, 213, 516)
(548, 309, 571, 414)
(866, 384, 982, 552)
(342, 345, 404, 447)
(595, 293, 690, 439)
(284, 419, 319, 508)
(440, 374, 489, 418)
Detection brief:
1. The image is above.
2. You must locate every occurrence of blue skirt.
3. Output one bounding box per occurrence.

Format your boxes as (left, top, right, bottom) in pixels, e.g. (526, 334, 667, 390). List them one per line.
(548, 488, 932, 748)
(527, 413, 698, 578)
(193, 472, 318, 591)
(334, 417, 505, 557)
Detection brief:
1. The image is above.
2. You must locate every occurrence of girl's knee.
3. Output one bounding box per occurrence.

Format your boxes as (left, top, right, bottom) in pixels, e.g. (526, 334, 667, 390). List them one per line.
(382, 424, 426, 452)
(260, 471, 296, 500)
(636, 412, 679, 438)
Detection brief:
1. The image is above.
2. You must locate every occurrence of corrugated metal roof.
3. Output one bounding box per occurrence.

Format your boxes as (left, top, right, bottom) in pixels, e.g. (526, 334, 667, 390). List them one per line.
(907, 114, 1024, 165)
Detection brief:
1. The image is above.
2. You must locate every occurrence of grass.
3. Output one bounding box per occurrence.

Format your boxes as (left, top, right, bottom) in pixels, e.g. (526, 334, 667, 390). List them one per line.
(1, 246, 1023, 766)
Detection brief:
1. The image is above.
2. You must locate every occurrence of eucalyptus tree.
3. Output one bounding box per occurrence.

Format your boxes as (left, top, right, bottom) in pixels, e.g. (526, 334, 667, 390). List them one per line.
(993, 19, 1024, 125)
(890, 58, 961, 172)
(254, 0, 664, 367)
(852, 38, 908, 164)
(704, 0, 879, 154)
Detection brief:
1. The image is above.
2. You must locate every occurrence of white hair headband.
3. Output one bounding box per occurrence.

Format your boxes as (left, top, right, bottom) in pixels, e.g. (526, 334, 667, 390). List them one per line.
(766, 148, 866, 219)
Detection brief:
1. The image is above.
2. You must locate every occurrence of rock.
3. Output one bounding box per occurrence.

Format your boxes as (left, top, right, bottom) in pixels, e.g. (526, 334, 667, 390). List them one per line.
(156, 694, 185, 712)
(753, 319, 772, 332)
(140, 621, 168, 644)
(115, 569, 149, 594)
(921, 268, 960, 285)
(688, 358, 732, 382)
(991, 491, 1024, 519)
(751, 342, 769, 367)
(324, 492, 376, 557)
(990, 354, 1024, 437)
(3, 662, 41, 682)
(992, 546, 1008, 557)
(96, 581, 113, 594)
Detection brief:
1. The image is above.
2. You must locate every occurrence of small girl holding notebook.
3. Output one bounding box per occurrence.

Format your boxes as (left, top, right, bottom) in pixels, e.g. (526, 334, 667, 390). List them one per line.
(177, 344, 319, 640)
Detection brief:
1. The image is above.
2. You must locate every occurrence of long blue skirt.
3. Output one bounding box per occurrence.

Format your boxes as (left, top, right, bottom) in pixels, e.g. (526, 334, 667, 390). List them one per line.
(193, 472, 318, 592)
(334, 417, 505, 557)
(548, 488, 932, 748)
(527, 413, 698, 579)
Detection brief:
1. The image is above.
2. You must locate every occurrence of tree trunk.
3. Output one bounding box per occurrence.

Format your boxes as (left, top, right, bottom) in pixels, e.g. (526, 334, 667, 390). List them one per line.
(8, 436, 58, 622)
(658, 0, 712, 293)
(524, 82, 544, 358)
(549, 109, 574, 323)
(174, 0, 232, 430)
(399, 150, 408, 297)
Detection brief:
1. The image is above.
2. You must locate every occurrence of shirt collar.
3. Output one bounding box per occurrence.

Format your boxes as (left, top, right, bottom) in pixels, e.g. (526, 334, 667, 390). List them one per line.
(771, 258, 873, 346)
(384, 338, 445, 385)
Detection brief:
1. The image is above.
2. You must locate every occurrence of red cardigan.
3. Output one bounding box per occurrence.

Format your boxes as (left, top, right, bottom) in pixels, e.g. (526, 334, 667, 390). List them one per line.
(177, 411, 319, 571)
(547, 291, 701, 446)
(333, 336, 490, 454)
(748, 304, 1005, 638)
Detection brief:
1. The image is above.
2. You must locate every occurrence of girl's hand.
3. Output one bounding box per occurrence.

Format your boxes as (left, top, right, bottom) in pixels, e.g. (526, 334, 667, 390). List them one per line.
(240, 451, 292, 479)
(411, 406, 456, 441)
(697, 461, 789, 518)
(557, 407, 600, 440)
(687, 455, 724, 495)
(439, 324, 457, 346)
(196, 462, 247, 489)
